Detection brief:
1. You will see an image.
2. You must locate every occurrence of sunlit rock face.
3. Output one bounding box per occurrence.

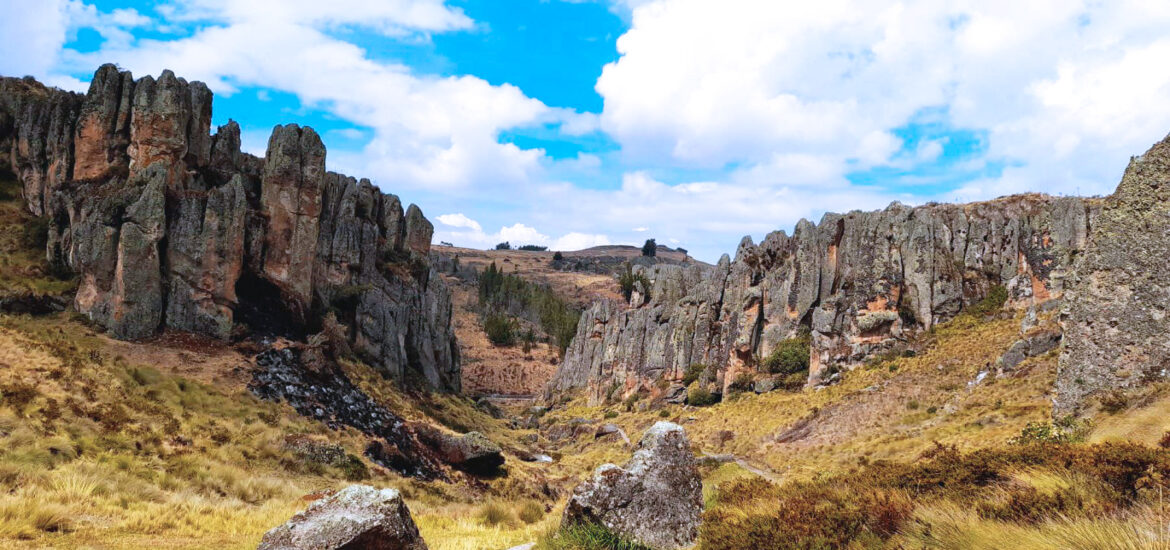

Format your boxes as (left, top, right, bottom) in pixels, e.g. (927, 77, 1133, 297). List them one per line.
(555, 190, 1096, 405)
(0, 64, 459, 391)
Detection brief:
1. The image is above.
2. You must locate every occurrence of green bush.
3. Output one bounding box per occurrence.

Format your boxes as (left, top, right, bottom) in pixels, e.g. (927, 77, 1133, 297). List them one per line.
(604, 410, 619, 419)
(968, 284, 1009, 316)
(483, 314, 518, 346)
(618, 264, 652, 303)
(686, 382, 718, 407)
(762, 330, 811, 375)
(553, 251, 564, 261)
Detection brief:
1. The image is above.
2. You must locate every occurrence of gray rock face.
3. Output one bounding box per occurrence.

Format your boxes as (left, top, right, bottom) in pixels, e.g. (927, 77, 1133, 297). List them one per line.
(563, 422, 702, 549)
(0, 75, 82, 217)
(258, 485, 428, 550)
(556, 195, 1094, 404)
(0, 66, 459, 391)
(1056, 134, 1170, 414)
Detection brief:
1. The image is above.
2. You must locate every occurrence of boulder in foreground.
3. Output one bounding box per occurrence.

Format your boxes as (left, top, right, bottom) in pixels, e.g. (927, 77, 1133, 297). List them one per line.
(563, 422, 702, 549)
(258, 485, 428, 550)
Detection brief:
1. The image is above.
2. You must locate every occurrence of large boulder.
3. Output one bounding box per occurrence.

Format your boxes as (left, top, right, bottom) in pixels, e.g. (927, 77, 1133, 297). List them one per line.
(414, 425, 505, 476)
(563, 422, 702, 549)
(258, 485, 428, 550)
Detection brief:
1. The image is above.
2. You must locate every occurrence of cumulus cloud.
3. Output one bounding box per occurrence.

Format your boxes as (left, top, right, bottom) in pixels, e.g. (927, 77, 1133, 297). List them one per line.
(28, 0, 586, 195)
(599, 0, 1170, 202)
(435, 215, 610, 251)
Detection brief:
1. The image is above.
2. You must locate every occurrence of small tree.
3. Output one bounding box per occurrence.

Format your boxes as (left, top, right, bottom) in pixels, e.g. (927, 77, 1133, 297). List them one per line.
(553, 251, 564, 261)
(494, 241, 512, 250)
(483, 313, 517, 346)
(642, 238, 657, 257)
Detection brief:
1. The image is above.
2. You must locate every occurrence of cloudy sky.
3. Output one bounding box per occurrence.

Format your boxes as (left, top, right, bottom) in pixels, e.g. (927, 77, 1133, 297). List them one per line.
(3, 1, 1170, 261)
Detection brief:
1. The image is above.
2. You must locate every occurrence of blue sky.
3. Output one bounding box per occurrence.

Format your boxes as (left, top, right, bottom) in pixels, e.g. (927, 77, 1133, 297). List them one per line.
(4, 1, 1170, 261)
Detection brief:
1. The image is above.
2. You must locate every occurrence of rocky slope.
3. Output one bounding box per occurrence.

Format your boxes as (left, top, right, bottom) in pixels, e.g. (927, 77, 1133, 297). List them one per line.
(554, 188, 1098, 405)
(0, 65, 458, 391)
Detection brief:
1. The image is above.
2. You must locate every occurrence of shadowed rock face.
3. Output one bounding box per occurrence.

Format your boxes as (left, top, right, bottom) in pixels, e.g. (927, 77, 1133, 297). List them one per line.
(563, 422, 703, 549)
(258, 485, 429, 550)
(0, 64, 459, 391)
(555, 194, 1095, 404)
(1056, 134, 1170, 414)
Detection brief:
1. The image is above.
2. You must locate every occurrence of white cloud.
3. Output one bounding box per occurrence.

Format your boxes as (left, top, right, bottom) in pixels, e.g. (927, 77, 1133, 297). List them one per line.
(436, 213, 483, 232)
(598, 0, 1170, 201)
(38, 0, 584, 194)
(433, 214, 611, 252)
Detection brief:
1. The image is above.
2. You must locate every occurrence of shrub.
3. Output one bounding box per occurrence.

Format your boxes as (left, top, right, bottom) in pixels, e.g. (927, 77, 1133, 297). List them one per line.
(618, 264, 652, 303)
(553, 251, 564, 261)
(686, 382, 718, 407)
(762, 330, 811, 375)
(483, 314, 518, 346)
(495, 242, 512, 250)
(968, 284, 1009, 316)
(641, 238, 657, 257)
(1159, 431, 1170, 450)
(1009, 420, 1087, 446)
(518, 500, 545, 524)
(604, 410, 619, 419)
(338, 454, 370, 481)
(658, 409, 670, 418)
(701, 477, 913, 550)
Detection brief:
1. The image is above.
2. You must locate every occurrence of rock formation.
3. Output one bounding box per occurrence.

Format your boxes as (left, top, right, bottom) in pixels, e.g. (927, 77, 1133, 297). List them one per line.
(1056, 134, 1170, 414)
(563, 422, 703, 549)
(0, 65, 458, 391)
(555, 194, 1094, 404)
(258, 485, 428, 550)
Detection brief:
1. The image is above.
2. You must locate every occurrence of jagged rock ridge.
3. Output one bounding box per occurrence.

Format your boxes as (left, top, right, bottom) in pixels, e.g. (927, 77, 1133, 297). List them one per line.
(0, 65, 458, 391)
(555, 192, 1096, 404)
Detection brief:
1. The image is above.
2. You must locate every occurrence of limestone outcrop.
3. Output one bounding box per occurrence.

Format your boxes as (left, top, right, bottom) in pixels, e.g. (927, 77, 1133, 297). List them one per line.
(0, 64, 458, 391)
(258, 485, 428, 550)
(1056, 134, 1170, 414)
(555, 194, 1095, 404)
(563, 422, 703, 549)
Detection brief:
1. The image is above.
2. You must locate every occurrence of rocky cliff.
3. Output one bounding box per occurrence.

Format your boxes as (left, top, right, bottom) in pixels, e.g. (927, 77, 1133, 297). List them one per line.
(0, 65, 459, 391)
(1056, 135, 1170, 415)
(554, 192, 1097, 405)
